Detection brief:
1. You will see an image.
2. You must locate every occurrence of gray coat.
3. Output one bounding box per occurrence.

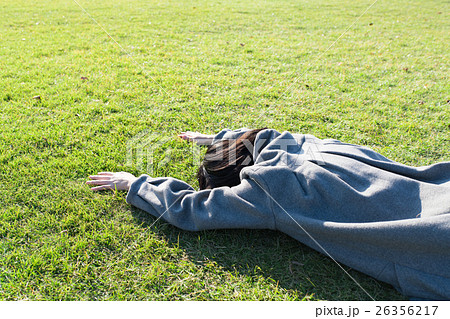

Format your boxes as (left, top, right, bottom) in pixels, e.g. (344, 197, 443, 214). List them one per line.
(126, 128, 450, 300)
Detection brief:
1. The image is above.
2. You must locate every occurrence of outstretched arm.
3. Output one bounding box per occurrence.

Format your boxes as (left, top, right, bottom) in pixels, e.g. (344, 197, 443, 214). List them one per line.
(86, 170, 275, 231)
(87, 171, 275, 231)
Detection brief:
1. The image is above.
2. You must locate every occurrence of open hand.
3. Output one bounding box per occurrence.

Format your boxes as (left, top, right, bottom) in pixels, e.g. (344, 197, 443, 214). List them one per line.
(86, 172, 137, 192)
(178, 131, 214, 145)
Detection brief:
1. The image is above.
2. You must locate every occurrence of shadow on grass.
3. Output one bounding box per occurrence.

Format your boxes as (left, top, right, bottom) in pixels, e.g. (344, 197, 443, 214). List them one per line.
(131, 208, 407, 301)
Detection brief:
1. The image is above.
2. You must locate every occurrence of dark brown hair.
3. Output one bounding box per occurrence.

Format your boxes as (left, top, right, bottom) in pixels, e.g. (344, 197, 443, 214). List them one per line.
(197, 128, 265, 190)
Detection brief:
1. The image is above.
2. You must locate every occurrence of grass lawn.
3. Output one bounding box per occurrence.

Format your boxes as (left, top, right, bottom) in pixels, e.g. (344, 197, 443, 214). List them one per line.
(0, 0, 448, 300)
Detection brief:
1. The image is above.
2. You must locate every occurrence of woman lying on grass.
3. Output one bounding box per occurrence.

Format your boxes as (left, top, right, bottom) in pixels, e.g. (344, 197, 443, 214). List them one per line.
(87, 128, 450, 300)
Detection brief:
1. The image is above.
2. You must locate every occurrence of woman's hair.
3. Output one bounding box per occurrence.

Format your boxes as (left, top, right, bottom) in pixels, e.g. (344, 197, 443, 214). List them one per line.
(197, 128, 265, 190)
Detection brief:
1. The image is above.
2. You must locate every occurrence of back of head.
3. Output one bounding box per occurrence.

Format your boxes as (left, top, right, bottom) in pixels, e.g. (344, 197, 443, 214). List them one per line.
(197, 128, 265, 190)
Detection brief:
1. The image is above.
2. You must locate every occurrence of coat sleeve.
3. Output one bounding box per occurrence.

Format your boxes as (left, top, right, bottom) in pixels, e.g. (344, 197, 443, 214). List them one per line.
(211, 128, 251, 144)
(125, 173, 276, 232)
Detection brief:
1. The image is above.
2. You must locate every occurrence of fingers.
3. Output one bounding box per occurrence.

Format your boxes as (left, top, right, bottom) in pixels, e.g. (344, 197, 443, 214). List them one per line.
(88, 171, 116, 180)
(90, 185, 115, 192)
(86, 180, 112, 185)
(88, 175, 111, 180)
(178, 132, 190, 140)
(86, 179, 115, 191)
(87, 172, 126, 192)
(179, 132, 199, 143)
